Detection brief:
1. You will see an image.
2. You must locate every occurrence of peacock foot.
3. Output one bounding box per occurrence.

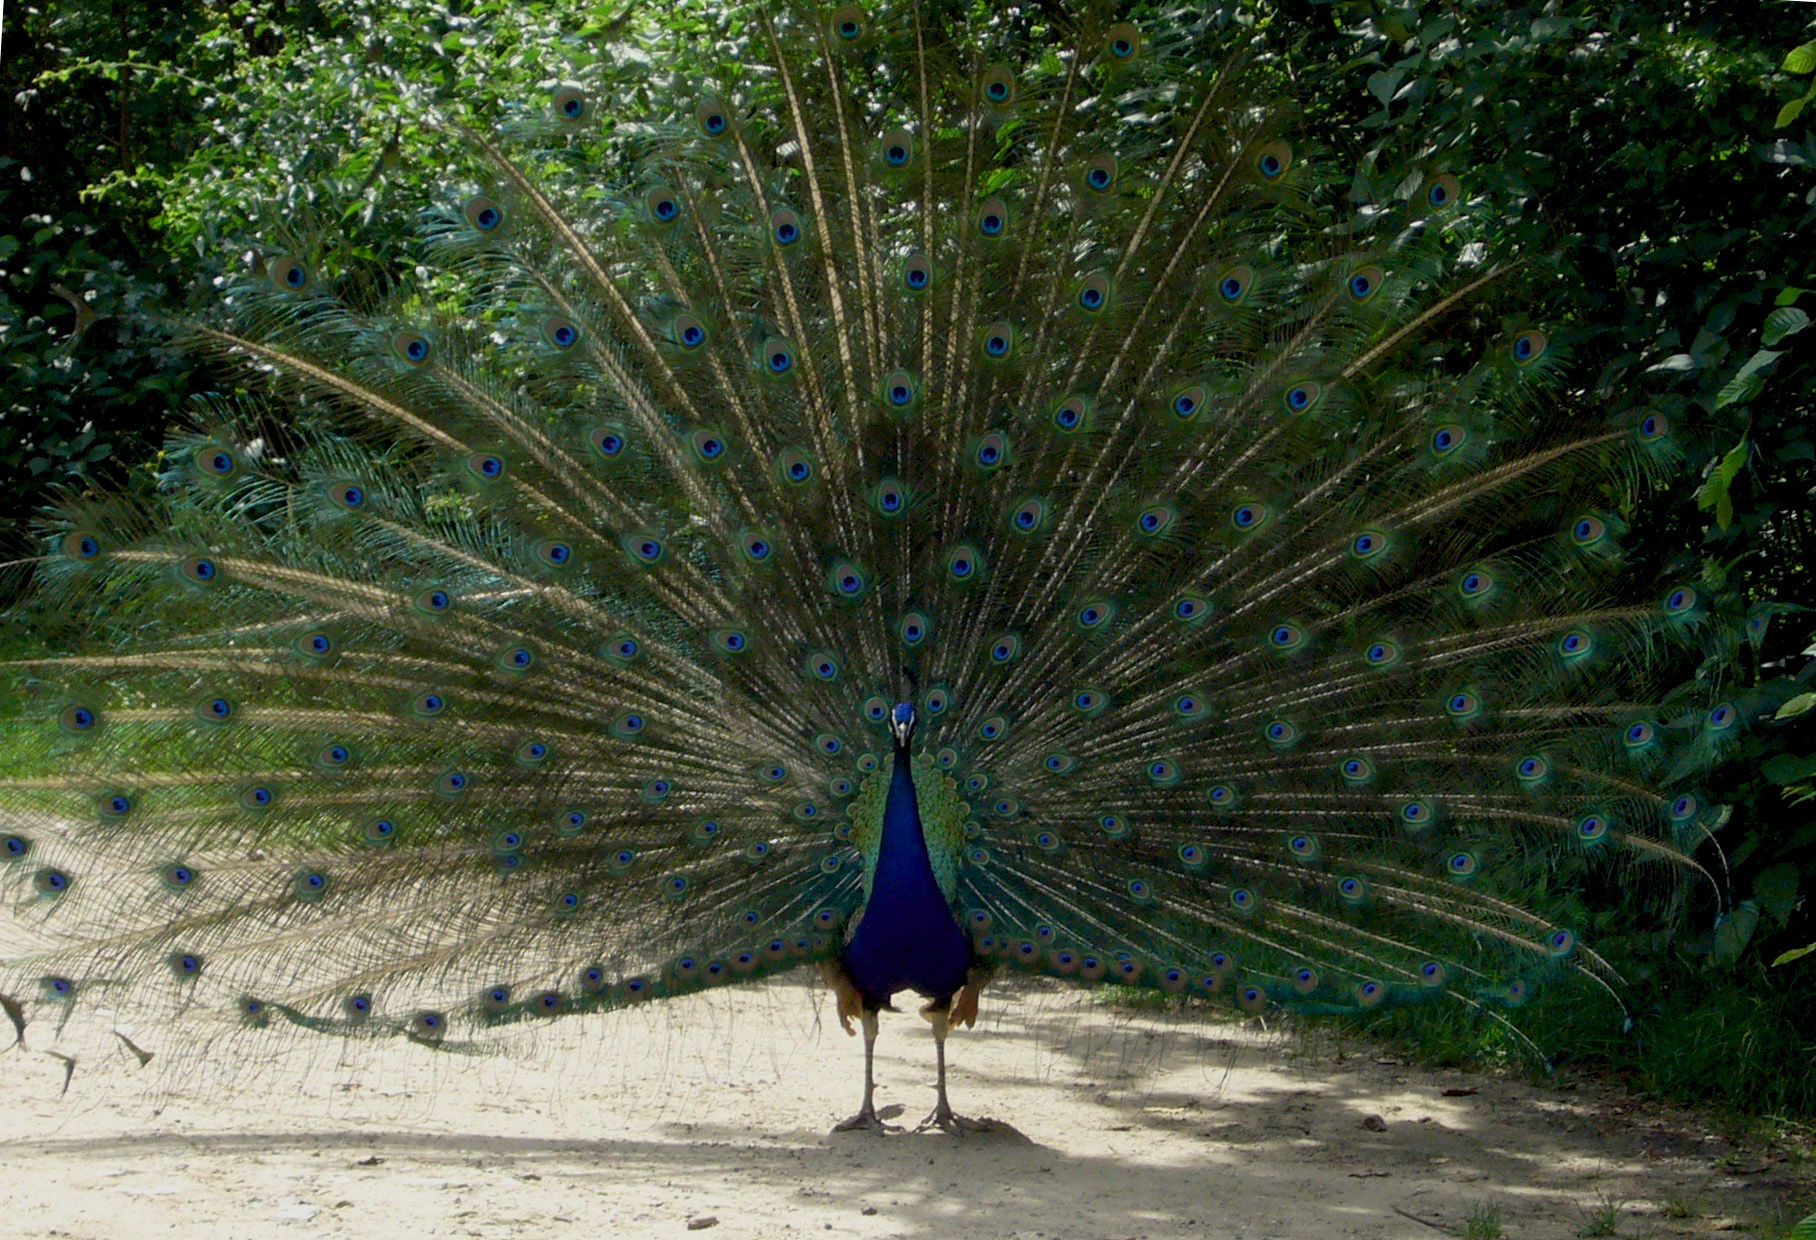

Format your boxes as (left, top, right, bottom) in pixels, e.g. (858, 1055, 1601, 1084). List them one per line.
(832, 1107, 903, 1135)
(915, 1103, 993, 1136)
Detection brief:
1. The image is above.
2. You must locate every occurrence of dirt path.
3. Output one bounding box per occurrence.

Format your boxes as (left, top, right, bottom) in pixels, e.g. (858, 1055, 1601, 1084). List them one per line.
(2, 980, 1806, 1238)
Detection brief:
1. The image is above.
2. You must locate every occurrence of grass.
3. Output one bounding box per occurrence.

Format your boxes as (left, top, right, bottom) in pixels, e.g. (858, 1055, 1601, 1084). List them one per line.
(1293, 963, 1816, 1125)
(1574, 1194, 1625, 1238)
(1458, 1202, 1504, 1239)
(1091, 983, 1183, 1014)
(1060, 945, 1816, 1136)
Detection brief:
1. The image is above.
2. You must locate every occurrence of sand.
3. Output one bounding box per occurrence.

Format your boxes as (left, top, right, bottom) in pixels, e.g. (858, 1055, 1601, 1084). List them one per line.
(1, 979, 1806, 1239)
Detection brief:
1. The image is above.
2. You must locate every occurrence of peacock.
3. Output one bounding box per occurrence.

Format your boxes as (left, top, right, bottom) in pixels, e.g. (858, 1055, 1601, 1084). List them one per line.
(0, 1, 1737, 1136)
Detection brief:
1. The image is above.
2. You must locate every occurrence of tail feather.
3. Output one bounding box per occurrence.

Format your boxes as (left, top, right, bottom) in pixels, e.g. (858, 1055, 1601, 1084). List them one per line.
(0, 3, 1734, 1073)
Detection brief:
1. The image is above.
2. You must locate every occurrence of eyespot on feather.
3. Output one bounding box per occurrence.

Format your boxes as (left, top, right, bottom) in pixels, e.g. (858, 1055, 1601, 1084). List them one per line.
(1346, 265, 1385, 302)
(1082, 153, 1117, 193)
(465, 452, 506, 482)
(1511, 329, 1549, 364)
(1076, 271, 1112, 313)
(696, 98, 732, 138)
(542, 316, 581, 351)
(464, 196, 505, 233)
(61, 531, 103, 560)
(980, 65, 1017, 108)
(902, 252, 934, 292)
(879, 127, 915, 169)
(644, 185, 682, 224)
(1102, 22, 1141, 61)
(976, 196, 1010, 239)
(268, 254, 314, 291)
(828, 4, 866, 43)
(979, 320, 1015, 360)
(391, 329, 432, 365)
(770, 205, 804, 248)
(1254, 140, 1293, 180)
(551, 85, 589, 123)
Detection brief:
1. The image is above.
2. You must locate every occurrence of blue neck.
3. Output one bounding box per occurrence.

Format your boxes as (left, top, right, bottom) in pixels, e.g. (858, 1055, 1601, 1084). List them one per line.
(871, 744, 948, 907)
(839, 743, 973, 1005)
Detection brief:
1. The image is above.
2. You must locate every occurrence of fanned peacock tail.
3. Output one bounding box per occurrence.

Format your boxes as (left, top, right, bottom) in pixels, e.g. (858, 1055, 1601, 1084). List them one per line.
(0, 2, 1737, 1082)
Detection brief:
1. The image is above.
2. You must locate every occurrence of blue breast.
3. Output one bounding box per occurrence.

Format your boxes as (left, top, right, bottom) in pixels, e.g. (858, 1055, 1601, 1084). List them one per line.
(839, 747, 974, 1008)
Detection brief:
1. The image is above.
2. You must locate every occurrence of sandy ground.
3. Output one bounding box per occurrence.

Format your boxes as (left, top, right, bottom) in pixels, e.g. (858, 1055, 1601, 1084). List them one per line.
(1, 979, 1807, 1239)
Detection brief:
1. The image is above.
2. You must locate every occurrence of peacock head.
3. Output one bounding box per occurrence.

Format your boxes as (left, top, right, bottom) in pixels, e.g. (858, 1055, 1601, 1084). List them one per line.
(888, 702, 916, 748)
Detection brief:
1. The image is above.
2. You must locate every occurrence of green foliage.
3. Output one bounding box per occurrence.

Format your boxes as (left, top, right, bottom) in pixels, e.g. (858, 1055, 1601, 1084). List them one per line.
(0, 188, 183, 506)
(1311, 1, 1816, 1110)
(0, 0, 671, 524)
(1327, 1, 1815, 612)
(1780, 39, 1816, 128)
(0, 0, 211, 515)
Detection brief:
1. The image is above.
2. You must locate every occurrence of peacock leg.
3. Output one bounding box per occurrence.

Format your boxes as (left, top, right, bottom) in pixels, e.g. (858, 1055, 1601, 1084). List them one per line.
(916, 1003, 992, 1135)
(833, 1009, 900, 1133)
